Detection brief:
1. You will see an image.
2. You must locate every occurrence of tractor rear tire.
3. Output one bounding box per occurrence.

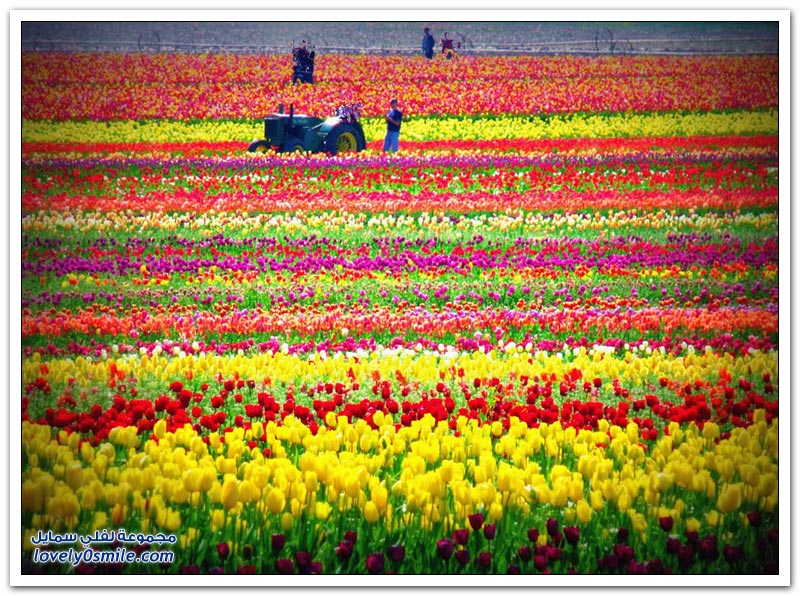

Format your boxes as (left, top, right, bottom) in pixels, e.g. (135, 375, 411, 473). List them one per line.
(324, 124, 366, 155)
(247, 140, 271, 153)
(280, 137, 306, 153)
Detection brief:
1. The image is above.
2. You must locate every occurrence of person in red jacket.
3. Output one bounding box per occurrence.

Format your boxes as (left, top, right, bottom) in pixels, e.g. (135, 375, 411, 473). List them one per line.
(441, 32, 459, 59)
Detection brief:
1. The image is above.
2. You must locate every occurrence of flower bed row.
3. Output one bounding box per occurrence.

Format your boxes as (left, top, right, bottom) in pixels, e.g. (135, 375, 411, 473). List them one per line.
(22, 54, 778, 120)
(21, 142, 777, 218)
(22, 53, 779, 85)
(21, 345, 779, 432)
(21, 391, 778, 575)
(21, 208, 777, 236)
(23, 154, 778, 197)
(21, 112, 779, 146)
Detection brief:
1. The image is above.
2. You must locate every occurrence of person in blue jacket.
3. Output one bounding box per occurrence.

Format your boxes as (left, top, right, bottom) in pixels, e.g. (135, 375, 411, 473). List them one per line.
(422, 27, 435, 59)
(383, 98, 403, 153)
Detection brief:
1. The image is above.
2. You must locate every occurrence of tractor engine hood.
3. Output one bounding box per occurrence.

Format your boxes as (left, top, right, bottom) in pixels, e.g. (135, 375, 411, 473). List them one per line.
(318, 116, 353, 133)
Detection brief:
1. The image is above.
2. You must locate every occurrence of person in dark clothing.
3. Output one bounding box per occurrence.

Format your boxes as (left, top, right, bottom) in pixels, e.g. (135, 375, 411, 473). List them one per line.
(291, 39, 316, 84)
(441, 32, 458, 59)
(383, 98, 402, 153)
(422, 27, 435, 59)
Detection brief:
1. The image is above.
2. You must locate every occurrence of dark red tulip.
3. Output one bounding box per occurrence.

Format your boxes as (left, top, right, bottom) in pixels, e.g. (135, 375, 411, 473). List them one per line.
(698, 535, 719, 561)
(295, 551, 312, 573)
(666, 536, 681, 554)
(335, 540, 354, 559)
(436, 538, 454, 560)
(546, 517, 559, 537)
(366, 553, 385, 574)
(564, 526, 580, 545)
(475, 551, 492, 569)
(271, 533, 286, 551)
(613, 543, 634, 564)
(534, 554, 548, 571)
(723, 544, 743, 564)
(767, 528, 778, 546)
(602, 554, 619, 571)
(677, 545, 695, 567)
(468, 512, 485, 531)
(627, 561, 647, 574)
(483, 524, 496, 540)
(388, 544, 405, 562)
(545, 545, 563, 561)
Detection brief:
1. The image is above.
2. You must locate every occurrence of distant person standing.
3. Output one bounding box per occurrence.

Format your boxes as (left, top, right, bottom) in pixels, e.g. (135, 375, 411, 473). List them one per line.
(383, 98, 403, 153)
(441, 32, 459, 59)
(291, 39, 316, 84)
(422, 27, 435, 59)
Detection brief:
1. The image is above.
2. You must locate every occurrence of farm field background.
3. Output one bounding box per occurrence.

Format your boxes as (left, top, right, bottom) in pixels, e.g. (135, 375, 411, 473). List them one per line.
(17, 19, 783, 582)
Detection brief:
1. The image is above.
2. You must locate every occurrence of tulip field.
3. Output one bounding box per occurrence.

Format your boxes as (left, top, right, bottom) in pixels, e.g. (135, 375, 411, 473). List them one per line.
(19, 47, 783, 582)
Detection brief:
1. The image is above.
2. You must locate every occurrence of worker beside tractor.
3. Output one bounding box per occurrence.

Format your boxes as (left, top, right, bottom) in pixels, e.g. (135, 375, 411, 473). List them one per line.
(246, 30, 465, 155)
(383, 98, 403, 153)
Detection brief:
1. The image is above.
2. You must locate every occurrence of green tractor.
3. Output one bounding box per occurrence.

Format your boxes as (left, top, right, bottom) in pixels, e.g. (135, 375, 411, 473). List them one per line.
(247, 103, 367, 155)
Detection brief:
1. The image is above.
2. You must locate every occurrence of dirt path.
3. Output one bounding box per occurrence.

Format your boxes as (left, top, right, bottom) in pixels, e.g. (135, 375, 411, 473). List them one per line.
(21, 21, 778, 55)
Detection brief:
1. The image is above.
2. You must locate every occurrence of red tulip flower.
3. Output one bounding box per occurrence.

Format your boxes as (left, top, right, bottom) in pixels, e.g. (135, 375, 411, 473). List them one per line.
(436, 538, 454, 560)
(366, 553, 384, 574)
(483, 524, 496, 540)
(564, 526, 580, 545)
(387, 544, 405, 562)
(468, 512, 485, 531)
(271, 533, 286, 551)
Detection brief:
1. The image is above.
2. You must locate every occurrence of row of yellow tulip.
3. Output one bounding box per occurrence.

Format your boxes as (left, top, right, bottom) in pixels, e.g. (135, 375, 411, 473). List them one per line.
(21, 407, 777, 556)
(22, 347, 778, 395)
(20, 110, 778, 144)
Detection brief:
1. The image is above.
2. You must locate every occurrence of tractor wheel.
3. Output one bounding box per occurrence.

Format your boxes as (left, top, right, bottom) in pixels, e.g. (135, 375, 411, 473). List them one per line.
(247, 140, 271, 153)
(280, 137, 306, 153)
(324, 124, 365, 155)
